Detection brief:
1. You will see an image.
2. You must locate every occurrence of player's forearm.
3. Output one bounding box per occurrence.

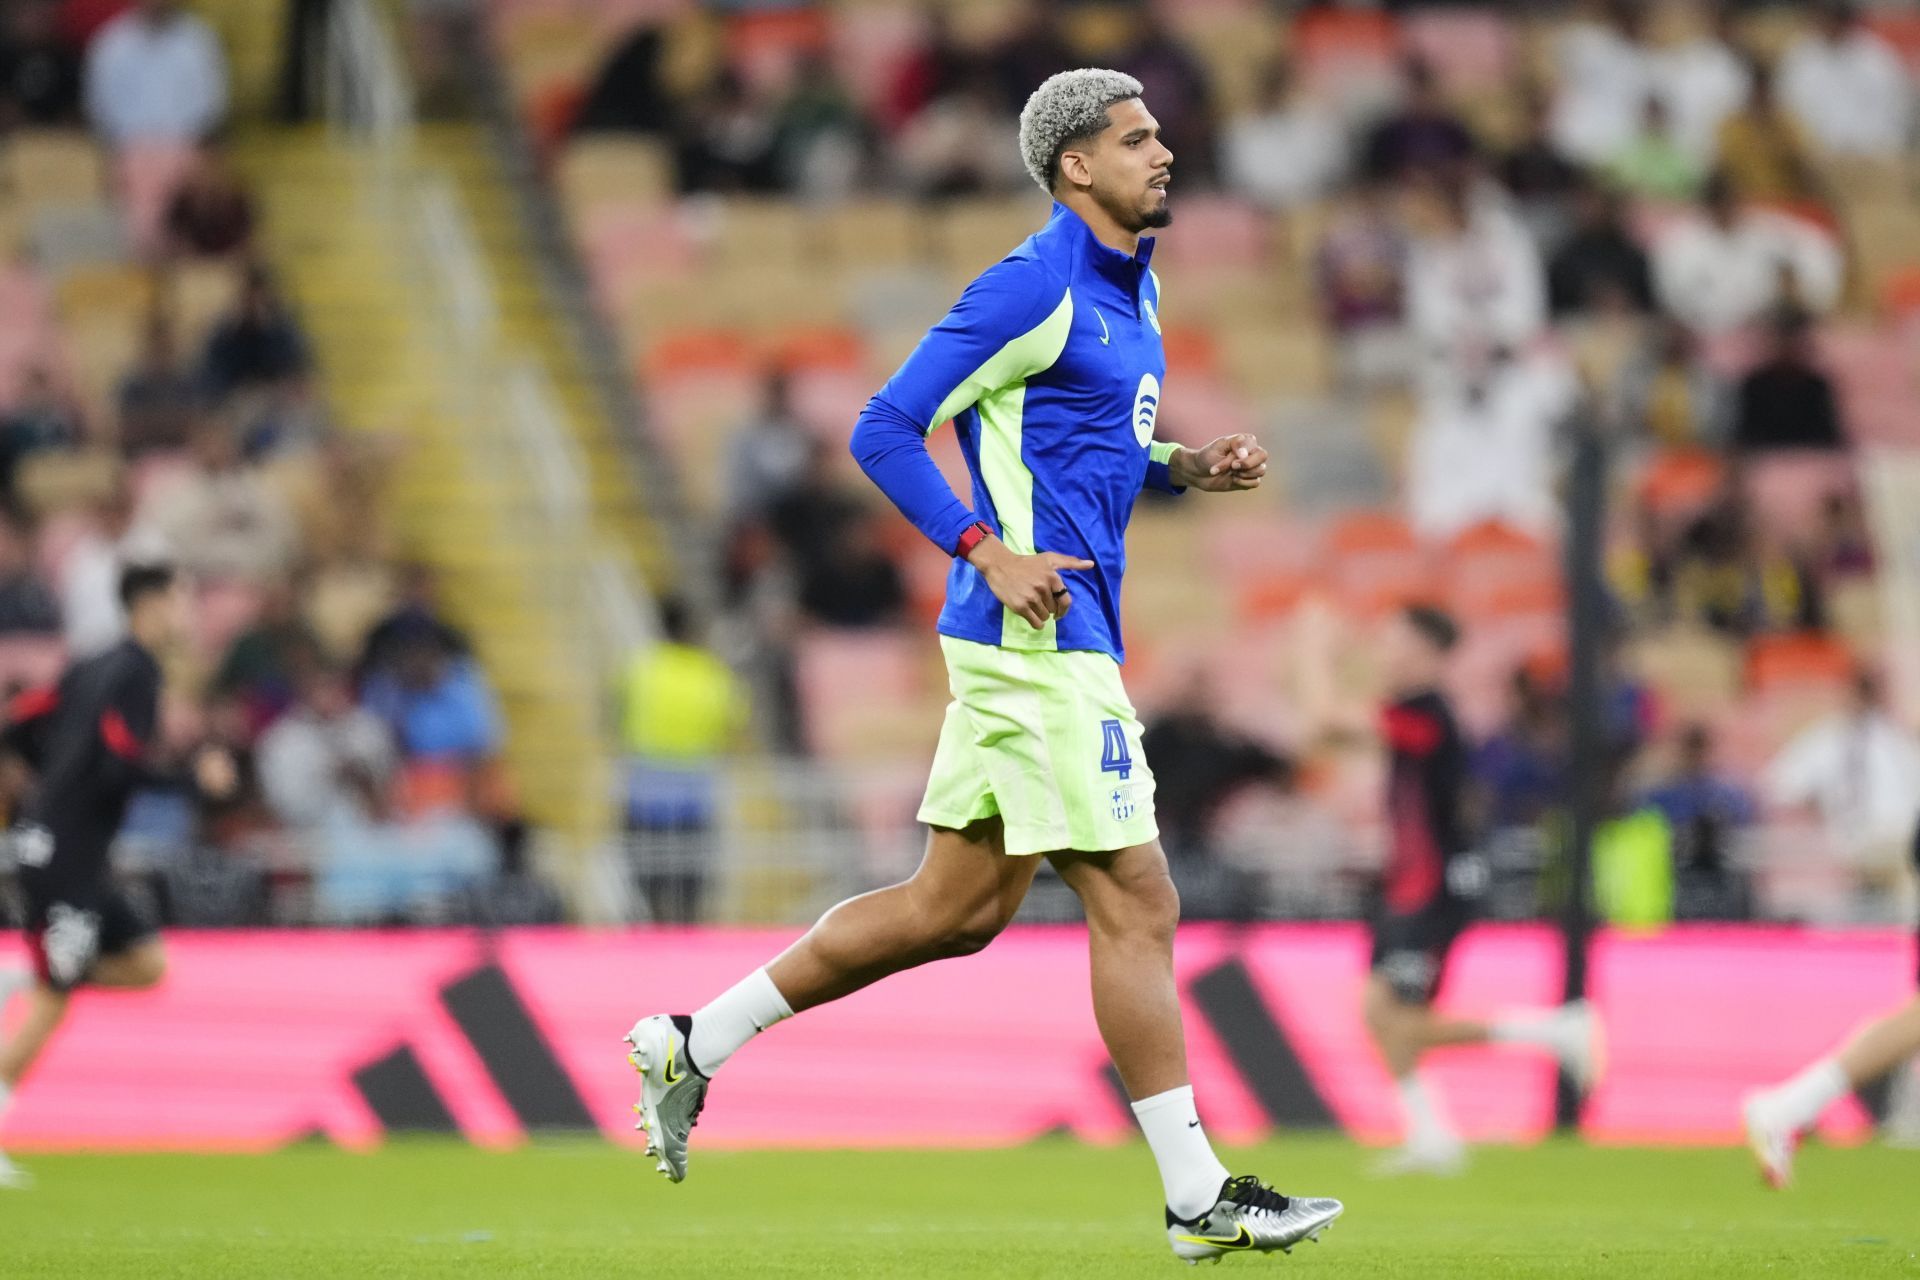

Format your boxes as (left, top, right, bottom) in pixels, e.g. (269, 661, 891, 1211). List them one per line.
(849, 398, 977, 553)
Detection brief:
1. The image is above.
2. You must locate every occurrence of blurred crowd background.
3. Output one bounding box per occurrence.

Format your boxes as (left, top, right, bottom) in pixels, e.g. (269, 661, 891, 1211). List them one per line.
(3, 0, 1920, 933)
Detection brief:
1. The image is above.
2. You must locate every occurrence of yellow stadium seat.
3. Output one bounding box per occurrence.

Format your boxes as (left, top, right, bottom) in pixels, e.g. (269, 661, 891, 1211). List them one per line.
(2, 130, 105, 209)
(557, 137, 675, 212)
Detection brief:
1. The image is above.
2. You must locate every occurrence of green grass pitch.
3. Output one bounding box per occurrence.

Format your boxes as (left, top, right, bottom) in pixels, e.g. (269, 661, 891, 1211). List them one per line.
(3, 1135, 1915, 1277)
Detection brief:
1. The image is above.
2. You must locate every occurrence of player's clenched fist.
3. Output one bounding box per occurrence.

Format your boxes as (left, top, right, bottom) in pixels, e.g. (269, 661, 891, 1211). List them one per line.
(1171, 433, 1269, 492)
(964, 535, 1095, 630)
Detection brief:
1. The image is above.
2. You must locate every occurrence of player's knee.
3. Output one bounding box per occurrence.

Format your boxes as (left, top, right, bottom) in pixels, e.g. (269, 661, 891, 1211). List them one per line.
(1114, 866, 1180, 945)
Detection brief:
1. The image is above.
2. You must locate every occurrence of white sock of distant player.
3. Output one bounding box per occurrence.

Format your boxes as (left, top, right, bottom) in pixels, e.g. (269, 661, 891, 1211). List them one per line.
(1394, 1072, 1458, 1148)
(1488, 1004, 1579, 1057)
(1131, 1084, 1232, 1221)
(686, 967, 793, 1076)
(1764, 1058, 1850, 1132)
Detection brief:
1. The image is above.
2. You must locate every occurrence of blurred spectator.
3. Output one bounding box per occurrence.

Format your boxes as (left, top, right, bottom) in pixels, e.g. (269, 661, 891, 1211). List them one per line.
(210, 577, 323, 736)
(796, 514, 908, 630)
(769, 54, 868, 199)
(1142, 685, 1292, 863)
(619, 596, 744, 923)
(1662, 486, 1822, 637)
(199, 265, 313, 399)
(1713, 62, 1822, 207)
(162, 144, 256, 259)
(1592, 751, 1675, 929)
(1648, 4, 1750, 164)
(1114, 13, 1216, 187)
(1407, 350, 1575, 539)
(728, 370, 812, 523)
(1808, 490, 1876, 588)
(1642, 722, 1755, 919)
(266, 660, 494, 924)
(1314, 181, 1411, 388)
(1360, 58, 1475, 184)
(896, 73, 1025, 198)
(358, 561, 469, 680)
(116, 309, 199, 455)
(83, 0, 226, 145)
(673, 70, 777, 195)
(0, 0, 80, 127)
(0, 516, 58, 635)
(882, 10, 969, 134)
(1652, 174, 1843, 337)
(1730, 307, 1845, 453)
(1605, 96, 1704, 202)
(1498, 85, 1584, 249)
(768, 441, 865, 570)
(1551, 0, 1654, 165)
(1764, 668, 1920, 898)
(572, 22, 673, 136)
(1548, 181, 1655, 318)
(259, 662, 396, 829)
(1403, 173, 1547, 362)
(139, 419, 298, 581)
(1221, 60, 1346, 212)
(1779, 0, 1912, 160)
(1474, 668, 1567, 831)
(1611, 317, 1729, 445)
(60, 481, 150, 658)
(360, 622, 503, 763)
(988, 9, 1073, 119)
(0, 364, 81, 513)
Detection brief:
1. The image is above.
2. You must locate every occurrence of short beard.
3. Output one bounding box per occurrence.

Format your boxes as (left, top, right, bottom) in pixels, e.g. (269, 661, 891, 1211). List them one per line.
(1140, 202, 1172, 230)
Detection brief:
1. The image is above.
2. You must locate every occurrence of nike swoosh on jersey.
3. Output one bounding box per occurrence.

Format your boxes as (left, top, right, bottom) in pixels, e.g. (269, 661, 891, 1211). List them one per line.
(1095, 308, 1110, 345)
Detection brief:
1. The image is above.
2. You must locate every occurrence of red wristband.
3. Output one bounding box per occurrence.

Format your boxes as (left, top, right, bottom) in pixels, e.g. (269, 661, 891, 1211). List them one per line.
(953, 521, 992, 559)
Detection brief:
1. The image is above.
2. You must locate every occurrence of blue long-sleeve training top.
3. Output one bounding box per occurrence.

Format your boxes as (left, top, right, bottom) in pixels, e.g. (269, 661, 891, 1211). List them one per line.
(849, 202, 1181, 664)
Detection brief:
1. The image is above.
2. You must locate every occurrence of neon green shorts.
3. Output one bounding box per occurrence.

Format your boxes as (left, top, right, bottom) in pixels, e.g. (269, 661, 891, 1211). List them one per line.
(917, 636, 1159, 856)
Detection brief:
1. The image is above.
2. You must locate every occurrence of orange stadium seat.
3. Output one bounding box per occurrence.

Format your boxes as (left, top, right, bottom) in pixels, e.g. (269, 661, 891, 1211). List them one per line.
(1444, 520, 1562, 618)
(1636, 447, 1725, 521)
(1322, 509, 1433, 616)
(642, 328, 753, 382)
(1745, 632, 1856, 695)
(1159, 326, 1219, 378)
(770, 325, 866, 373)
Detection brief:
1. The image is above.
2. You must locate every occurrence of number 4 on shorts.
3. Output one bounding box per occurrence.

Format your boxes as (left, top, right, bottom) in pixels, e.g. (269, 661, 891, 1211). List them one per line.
(1099, 719, 1133, 780)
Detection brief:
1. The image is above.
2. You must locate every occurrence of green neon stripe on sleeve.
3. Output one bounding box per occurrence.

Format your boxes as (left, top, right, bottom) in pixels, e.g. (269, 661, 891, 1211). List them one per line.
(926, 289, 1074, 434)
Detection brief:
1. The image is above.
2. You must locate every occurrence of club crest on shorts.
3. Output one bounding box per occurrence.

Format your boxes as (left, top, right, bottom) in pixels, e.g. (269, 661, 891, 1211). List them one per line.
(1132, 373, 1160, 446)
(1109, 785, 1136, 823)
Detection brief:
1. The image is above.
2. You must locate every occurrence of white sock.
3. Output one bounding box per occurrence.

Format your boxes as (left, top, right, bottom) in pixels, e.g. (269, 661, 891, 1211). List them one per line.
(1131, 1085, 1232, 1221)
(1767, 1058, 1850, 1132)
(1395, 1073, 1458, 1148)
(687, 967, 793, 1076)
(1488, 1005, 1569, 1050)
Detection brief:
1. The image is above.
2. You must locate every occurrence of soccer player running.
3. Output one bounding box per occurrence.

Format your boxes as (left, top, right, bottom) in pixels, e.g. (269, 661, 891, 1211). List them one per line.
(1743, 821, 1920, 1188)
(1361, 606, 1598, 1175)
(0, 564, 236, 1187)
(625, 69, 1344, 1262)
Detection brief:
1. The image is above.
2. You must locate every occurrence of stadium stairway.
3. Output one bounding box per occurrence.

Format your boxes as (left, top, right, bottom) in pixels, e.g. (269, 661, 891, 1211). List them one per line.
(237, 122, 660, 885)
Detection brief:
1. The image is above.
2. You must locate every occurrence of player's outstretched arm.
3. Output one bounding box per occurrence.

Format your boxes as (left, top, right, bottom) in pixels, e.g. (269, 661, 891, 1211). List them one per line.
(1166, 433, 1269, 493)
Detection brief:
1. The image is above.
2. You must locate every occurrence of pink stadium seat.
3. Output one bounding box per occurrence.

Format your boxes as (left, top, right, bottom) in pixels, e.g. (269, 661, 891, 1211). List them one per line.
(0, 635, 65, 693)
(1739, 452, 1857, 550)
(1819, 325, 1917, 447)
(194, 578, 266, 659)
(1745, 631, 1856, 696)
(576, 204, 696, 312)
(1147, 196, 1270, 270)
(33, 509, 95, 582)
(1322, 509, 1433, 617)
(1449, 612, 1564, 738)
(787, 366, 871, 441)
(830, 3, 927, 118)
(1400, 9, 1515, 92)
(796, 628, 928, 760)
(115, 142, 199, 256)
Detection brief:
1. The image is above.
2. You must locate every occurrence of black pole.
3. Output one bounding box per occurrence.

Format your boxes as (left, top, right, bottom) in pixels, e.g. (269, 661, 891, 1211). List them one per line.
(1557, 407, 1608, 1130)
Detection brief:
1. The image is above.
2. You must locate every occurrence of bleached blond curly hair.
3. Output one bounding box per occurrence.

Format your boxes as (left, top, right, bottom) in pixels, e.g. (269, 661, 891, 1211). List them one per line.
(1018, 68, 1144, 194)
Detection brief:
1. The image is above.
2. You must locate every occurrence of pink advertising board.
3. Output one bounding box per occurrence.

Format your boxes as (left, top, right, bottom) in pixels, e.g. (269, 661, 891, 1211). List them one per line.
(0, 925, 1909, 1151)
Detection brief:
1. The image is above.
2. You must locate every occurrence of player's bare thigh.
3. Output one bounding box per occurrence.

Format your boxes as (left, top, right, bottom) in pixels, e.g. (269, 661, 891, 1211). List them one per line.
(911, 816, 1045, 944)
(1048, 840, 1180, 933)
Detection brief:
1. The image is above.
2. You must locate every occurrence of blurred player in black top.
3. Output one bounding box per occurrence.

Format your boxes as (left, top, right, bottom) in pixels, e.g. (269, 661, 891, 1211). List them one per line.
(0, 564, 236, 1188)
(1362, 606, 1597, 1176)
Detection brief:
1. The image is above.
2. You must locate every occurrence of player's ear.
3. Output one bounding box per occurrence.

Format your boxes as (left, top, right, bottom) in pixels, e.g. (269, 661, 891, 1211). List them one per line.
(1057, 146, 1093, 193)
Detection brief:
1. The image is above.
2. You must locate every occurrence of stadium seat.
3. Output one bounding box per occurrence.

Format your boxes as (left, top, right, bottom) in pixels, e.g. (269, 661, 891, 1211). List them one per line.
(556, 137, 675, 213)
(1400, 8, 1516, 94)
(0, 635, 65, 692)
(1, 130, 104, 210)
(795, 628, 938, 761)
(1321, 509, 1434, 616)
(1744, 632, 1856, 695)
(1635, 448, 1725, 523)
(1444, 520, 1563, 618)
(1147, 195, 1272, 270)
(115, 143, 200, 255)
(1739, 452, 1857, 549)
